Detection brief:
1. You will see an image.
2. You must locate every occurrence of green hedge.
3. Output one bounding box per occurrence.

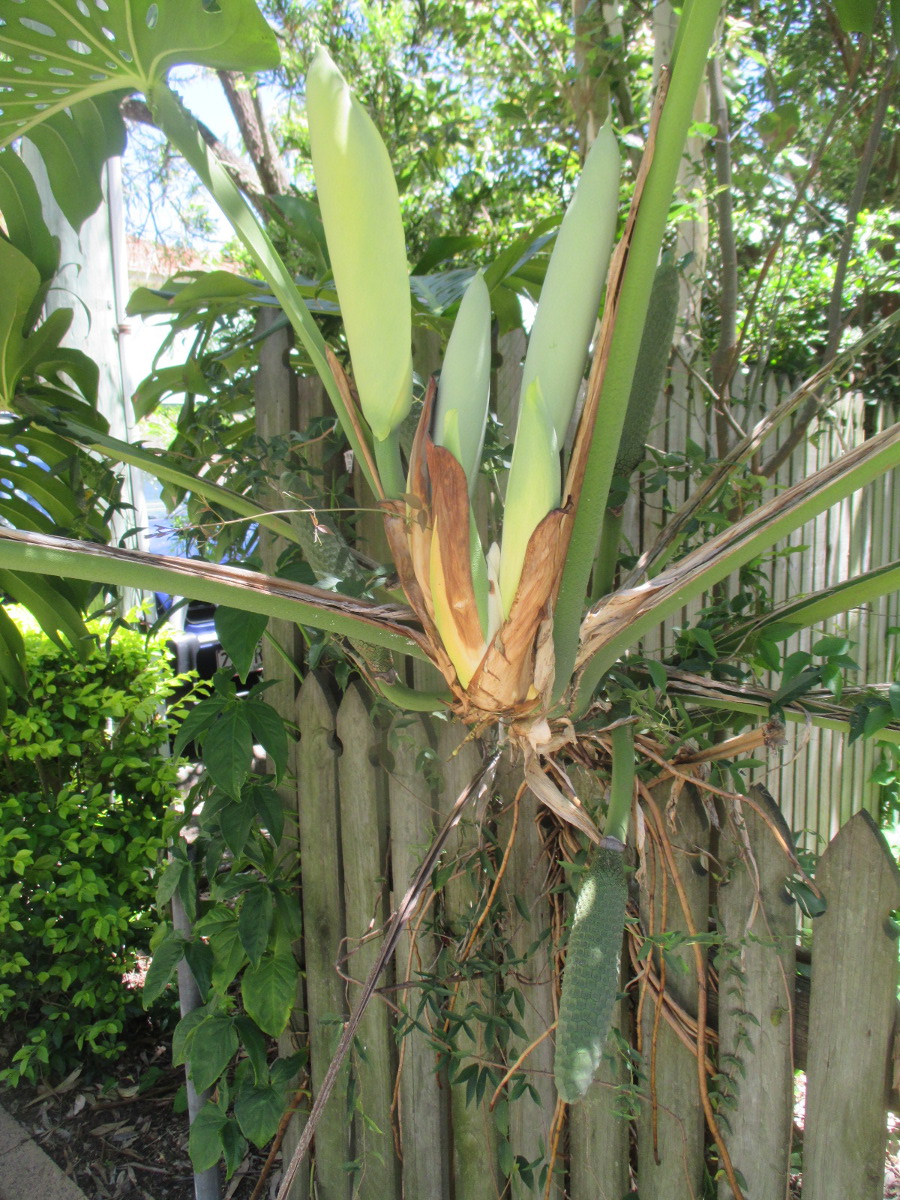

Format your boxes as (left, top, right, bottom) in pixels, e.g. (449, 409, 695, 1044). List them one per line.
(0, 609, 188, 1085)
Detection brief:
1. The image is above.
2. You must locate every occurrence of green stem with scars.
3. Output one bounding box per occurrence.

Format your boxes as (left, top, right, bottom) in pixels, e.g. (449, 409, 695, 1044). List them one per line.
(551, 0, 723, 702)
(572, 420, 900, 710)
(605, 722, 635, 844)
(146, 83, 381, 500)
(0, 530, 427, 662)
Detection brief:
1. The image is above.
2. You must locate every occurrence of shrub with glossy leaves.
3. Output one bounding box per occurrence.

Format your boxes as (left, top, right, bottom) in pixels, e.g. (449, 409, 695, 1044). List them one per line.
(0, 609, 188, 1085)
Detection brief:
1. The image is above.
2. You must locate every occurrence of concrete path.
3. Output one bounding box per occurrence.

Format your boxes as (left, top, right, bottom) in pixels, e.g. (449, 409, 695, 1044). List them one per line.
(0, 1103, 88, 1200)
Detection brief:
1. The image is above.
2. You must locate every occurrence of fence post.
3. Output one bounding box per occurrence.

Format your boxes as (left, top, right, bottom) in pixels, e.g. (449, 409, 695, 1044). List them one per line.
(635, 784, 710, 1199)
(803, 810, 900, 1199)
(438, 722, 501, 1198)
(254, 309, 311, 1200)
(716, 784, 797, 1199)
(566, 767, 631, 1200)
(336, 683, 401, 1197)
(296, 673, 351, 1199)
(387, 710, 451, 1200)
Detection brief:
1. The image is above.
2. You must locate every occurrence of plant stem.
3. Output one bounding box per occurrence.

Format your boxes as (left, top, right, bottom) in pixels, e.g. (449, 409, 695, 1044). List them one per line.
(605, 722, 635, 844)
(552, 0, 723, 700)
(373, 433, 406, 500)
(591, 507, 624, 603)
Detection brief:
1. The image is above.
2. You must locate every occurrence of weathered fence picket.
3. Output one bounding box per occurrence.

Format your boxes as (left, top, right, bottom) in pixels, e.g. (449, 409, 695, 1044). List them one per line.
(249, 339, 900, 1196)
(279, 682, 900, 1198)
(803, 810, 900, 1200)
(716, 786, 796, 1200)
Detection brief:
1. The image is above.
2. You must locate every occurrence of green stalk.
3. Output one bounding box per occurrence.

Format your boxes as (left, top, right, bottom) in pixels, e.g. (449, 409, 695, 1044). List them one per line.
(373, 433, 407, 501)
(605, 722, 635, 844)
(675, 693, 900, 748)
(146, 83, 381, 498)
(0, 529, 427, 661)
(591, 508, 625, 603)
(552, 0, 723, 701)
(573, 420, 900, 708)
(722, 559, 900, 650)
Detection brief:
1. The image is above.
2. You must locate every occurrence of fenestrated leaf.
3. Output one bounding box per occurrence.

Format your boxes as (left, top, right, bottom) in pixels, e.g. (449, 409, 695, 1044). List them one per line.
(0, 0, 280, 149)
(215, 605, 268, 683)
(24, 94, 127, 229)
(241, 952, 298, 1036)
(0, 569, 88, 655)
(234, 1082, 285, 1149)
(188, 1015, 239, 1093)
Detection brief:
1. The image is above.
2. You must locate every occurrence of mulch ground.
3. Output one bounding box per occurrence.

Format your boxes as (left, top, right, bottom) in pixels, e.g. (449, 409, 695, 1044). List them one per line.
(0, 1025, 279, 1200)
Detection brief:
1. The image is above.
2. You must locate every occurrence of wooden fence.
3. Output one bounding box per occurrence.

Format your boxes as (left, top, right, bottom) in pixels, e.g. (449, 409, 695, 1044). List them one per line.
(267, 677, 900, 1199)
(251, 321, 900, 1197)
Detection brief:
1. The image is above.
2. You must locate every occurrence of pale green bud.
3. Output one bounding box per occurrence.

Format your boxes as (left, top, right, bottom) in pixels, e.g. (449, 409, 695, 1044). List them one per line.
(433, 270, 492, 492)
(518, 122, 620, 446)
(306, 47, 412, 441)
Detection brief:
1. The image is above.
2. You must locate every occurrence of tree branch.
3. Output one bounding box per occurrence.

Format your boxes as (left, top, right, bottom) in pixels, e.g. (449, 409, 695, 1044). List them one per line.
(120, 95, 266, 209)
(217, 70, 290, 197)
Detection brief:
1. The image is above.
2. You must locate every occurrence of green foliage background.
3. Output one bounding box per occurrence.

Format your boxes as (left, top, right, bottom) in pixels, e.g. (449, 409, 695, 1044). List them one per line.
(0, 610, 187, 1085)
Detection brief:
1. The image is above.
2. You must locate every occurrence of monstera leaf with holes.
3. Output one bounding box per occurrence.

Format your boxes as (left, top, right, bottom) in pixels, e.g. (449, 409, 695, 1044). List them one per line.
(0, 0, 278, 223)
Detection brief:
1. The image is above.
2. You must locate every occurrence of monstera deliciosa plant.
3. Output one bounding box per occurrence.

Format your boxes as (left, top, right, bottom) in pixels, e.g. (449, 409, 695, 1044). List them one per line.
(2, 1, 900, 1191)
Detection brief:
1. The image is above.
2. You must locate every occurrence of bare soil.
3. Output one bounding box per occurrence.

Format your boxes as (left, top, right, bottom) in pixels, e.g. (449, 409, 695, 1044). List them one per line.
(0, 1024, 277, 1200)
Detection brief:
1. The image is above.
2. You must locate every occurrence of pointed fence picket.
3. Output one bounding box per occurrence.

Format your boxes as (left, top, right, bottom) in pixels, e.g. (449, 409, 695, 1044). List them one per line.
(277, 687, 900, 1198)
(250, 335, 900, 1195)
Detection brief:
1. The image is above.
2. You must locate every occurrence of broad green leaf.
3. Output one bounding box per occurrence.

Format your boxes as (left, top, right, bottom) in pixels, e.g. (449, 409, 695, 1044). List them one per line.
(188, 1015, 238, 1092)
(142, 926, 185, 1007)
(0, 0, 280, 149)
(0, 603, 27, 695)
(203, 705, 253, 799)
(208, 917, 248, 994)
(0, 569, 88, 654)
(245, 699, 288, 782)
(0, 527, 429, 661)
(241, 952, 299, 1036)
(249, 783, 284, 847)
(833, 0, 877, 32)
(219, 797, 257, 858)
(0, 149, 59, 281)
(233, 1017, 268, 1086)
(155, 857, 187, 909)
(184, 939, 214, 998)
(24, 94, 127, 229)
(215, 606, 268, 683)
(0, 240, 72, 404)
(172, 1005, 210, 1066)
(238, 885, 274, 969)
(234, 1083, 285, 1148)
(221, 1120, 248, 1180)
(188, 1101, 228, 1173)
